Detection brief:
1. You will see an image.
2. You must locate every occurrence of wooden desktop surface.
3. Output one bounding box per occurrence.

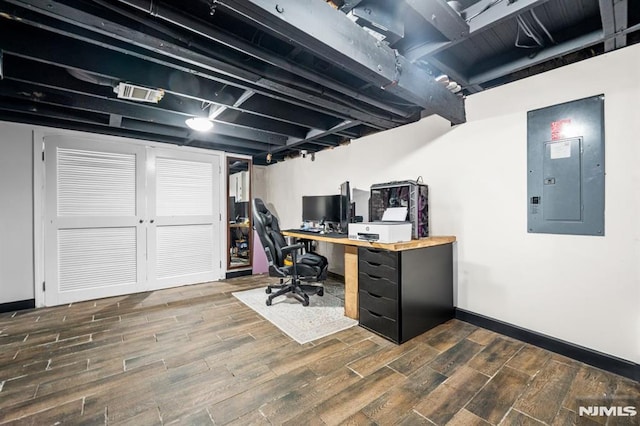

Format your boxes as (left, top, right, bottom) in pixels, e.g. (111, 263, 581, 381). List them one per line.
(282, 230, 456, 319)
(281, 231, 455, 250)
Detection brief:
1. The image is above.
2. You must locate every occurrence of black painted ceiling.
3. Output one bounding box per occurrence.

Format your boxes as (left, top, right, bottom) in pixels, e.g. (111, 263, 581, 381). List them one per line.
(0, 0, 637, 165)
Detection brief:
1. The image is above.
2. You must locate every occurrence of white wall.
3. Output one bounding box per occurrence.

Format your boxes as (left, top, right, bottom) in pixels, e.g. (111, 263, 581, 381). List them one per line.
(0, 123, 34, 303)
(264, 44, 640, 363)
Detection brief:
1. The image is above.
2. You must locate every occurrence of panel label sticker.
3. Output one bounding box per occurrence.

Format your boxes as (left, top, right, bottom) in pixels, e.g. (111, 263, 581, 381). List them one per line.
(550, 140, 571, 159)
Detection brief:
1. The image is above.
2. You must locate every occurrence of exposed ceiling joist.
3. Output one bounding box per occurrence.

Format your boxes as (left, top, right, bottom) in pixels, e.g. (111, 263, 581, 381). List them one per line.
(271, 120, 360, 155)
(599, 0, 628, 52)
(468, 30, 603, 86)
(405, 0, 469, 41)
(216, 0, 466, 124)
(405, 0, 553, 62)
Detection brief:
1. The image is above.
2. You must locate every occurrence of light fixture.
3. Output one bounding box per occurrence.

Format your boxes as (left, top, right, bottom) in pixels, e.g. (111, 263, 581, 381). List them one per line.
(185, 117, 213, 132)
(435, 74, 449, 85)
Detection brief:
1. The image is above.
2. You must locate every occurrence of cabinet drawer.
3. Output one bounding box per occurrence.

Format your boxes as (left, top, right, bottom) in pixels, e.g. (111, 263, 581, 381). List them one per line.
(359, 260, 398, 283)
(359, 308, 399, 343)
(359, 290, 397, 319)
(359, 273, 397, 300)
(358, 247, 397, 268)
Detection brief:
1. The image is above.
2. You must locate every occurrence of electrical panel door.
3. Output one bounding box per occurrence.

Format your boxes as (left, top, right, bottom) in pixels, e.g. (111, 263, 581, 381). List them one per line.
(527, 95, 604, 236)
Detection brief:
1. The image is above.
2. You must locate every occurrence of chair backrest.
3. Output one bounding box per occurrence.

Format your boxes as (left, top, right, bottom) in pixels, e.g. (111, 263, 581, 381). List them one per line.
(252, 198, 288, 267)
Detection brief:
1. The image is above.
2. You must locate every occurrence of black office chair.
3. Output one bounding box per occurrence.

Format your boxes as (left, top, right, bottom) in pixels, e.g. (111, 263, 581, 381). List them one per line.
(252, 198, 327, 306)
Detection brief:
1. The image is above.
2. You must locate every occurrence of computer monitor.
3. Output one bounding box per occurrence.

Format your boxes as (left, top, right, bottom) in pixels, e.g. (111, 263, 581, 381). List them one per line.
(302, 195, 341, 224)
(234, 201, 249, 221)
(339, 181, 351, 232)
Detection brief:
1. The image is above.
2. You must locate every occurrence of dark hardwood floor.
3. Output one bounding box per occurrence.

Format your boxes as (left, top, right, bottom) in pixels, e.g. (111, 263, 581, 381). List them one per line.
(0, 275, 637, 425)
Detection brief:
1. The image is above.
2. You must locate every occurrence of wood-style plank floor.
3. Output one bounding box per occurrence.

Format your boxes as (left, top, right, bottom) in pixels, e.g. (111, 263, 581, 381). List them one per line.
(0, 275, 637, 425)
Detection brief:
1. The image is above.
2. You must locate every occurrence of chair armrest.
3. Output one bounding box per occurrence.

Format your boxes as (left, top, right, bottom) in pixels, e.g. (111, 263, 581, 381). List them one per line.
(281, 243, 304, 255)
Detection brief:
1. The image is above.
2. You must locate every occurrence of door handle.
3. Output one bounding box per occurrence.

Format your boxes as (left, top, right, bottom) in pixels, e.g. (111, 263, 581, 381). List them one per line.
(150, 220, 155, 224)
(139, 219, 144, 223)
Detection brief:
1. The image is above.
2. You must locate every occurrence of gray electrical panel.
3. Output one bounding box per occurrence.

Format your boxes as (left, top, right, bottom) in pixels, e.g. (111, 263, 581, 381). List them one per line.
(527, 95, 605, 236)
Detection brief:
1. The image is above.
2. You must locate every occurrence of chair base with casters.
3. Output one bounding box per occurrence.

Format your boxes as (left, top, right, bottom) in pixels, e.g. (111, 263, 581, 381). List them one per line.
(265, 277, 324, 306)
(252, 197, 328, 307)
(264, 250, 328, 306)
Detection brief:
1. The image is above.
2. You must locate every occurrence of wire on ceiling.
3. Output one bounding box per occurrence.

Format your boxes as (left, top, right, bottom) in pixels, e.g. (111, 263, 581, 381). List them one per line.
(515, 10, 556, 49)
(530, 9, 556, 44)
(465, 0, 505, 23)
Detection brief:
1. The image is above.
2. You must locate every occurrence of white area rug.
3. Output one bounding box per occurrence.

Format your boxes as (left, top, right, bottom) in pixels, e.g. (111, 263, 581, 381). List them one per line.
(232, 287, 358, 344)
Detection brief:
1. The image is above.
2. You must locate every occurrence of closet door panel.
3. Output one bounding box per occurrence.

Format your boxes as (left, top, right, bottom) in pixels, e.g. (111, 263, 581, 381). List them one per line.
(44, 137, 146, 306)
(147, 148, 221, 290)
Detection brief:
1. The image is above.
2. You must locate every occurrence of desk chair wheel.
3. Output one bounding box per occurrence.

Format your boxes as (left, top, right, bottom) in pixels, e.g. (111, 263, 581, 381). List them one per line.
(317, 288, 324, 297)
(266, 298, 272, 306)
(265, 287, 272, 294)
(302, 297, 309, 307)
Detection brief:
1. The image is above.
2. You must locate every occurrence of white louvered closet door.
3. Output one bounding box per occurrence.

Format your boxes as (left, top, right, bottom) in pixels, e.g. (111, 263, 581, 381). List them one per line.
(44, 136, 147, 306)
(146, 148, 221, 290)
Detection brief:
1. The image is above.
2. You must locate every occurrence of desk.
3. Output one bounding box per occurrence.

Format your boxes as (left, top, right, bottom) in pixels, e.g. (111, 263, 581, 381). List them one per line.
(282, 230, 456, 342)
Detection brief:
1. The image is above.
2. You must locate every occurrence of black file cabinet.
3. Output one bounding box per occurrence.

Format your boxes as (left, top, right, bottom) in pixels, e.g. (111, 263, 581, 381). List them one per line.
(358, 244, 454, 344)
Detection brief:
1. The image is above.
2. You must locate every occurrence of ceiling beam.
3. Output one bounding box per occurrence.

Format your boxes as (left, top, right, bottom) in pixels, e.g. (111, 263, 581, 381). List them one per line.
(599, 0, 628, 52)
(467, 30, 603, 87)
(216, 0, 465, 124)
(404, 0, 553, 62)
(405, 0, 469, 41)
(274, 120, 360, 154)
(1, 0, 401, 130)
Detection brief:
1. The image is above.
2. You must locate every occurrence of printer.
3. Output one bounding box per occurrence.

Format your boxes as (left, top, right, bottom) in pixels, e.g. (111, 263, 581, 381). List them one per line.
(348, 207, 412, 243)
(348, 221, 412, 243)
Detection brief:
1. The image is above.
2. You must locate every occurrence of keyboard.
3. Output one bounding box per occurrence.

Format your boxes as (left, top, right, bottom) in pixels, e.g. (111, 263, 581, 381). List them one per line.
(291, 229, 349, 238)
(301, 228, 322, 233)
(323, 232, 349, 238)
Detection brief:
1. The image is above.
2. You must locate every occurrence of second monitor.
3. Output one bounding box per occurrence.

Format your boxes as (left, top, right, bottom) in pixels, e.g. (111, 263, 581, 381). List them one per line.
(302, 195, 341, 224)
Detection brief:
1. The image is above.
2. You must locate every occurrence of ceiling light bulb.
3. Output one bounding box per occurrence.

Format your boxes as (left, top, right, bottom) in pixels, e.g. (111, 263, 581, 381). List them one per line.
(185, 117, 213, 132)
(435, 74, 449, 85)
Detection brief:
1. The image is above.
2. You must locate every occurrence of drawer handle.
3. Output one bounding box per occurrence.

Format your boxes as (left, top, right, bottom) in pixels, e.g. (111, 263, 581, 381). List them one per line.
(365, 260, 381, 267)
(367, 291, 383, 299)
(366, 274, 382, 280)
(368, 311, 383, 318)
